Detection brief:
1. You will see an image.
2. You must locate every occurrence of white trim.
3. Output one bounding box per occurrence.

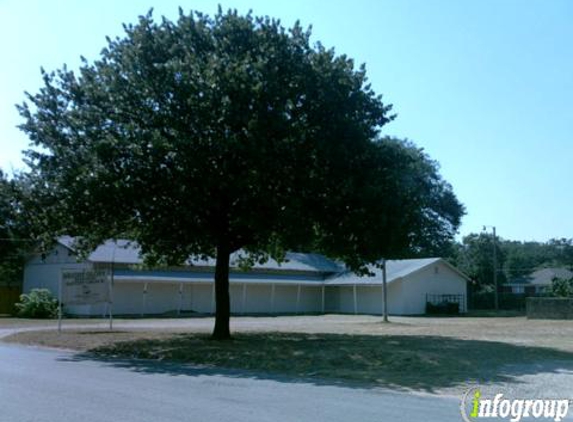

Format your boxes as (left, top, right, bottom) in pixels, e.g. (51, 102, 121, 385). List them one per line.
(113, 275, 323, 286)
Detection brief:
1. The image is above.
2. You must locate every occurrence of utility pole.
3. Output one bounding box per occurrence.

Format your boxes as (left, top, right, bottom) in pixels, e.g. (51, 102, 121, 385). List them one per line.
(382, 259, 389, 323)
(484, 225, 499, 311)
(492, 226, 498, 311)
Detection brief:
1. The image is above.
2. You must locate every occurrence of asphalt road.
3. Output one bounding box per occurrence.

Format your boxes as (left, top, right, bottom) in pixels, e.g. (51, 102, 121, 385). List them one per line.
(0, 344, 462, 422)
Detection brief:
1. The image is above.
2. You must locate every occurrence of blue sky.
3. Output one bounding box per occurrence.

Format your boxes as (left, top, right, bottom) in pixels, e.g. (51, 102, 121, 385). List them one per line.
(1, 0, 572, 242)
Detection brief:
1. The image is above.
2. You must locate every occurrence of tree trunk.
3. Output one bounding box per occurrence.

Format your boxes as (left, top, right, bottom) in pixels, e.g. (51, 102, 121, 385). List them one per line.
(212, 242, 231, 340)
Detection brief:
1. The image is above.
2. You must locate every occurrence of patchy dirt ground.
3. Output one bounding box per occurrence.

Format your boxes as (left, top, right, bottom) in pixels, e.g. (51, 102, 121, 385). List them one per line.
(2, 314, 573, 351)
(2, 315, 573, 396)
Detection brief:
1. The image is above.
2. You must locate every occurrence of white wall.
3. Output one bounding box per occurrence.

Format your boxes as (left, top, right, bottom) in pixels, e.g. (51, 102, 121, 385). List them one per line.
(325, 286, 340, 312)
(24, 248, 466, 316)
(328, 261, 467, 315)
(333, 283, 400, 315)
(188, 284, 214, 313)
(391, 261, 467, 314)
(105, 282, 322, 316)
(243, 284, 272, 313)
(23, 244, 91, 294)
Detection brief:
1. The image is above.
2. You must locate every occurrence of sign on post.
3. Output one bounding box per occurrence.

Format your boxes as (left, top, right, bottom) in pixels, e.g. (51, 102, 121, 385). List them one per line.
(59, 268, 113, 332)
(62, 268, 111, 305)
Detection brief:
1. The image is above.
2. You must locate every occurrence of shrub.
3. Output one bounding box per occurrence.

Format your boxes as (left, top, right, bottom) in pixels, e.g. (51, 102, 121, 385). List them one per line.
(549, 277, 573, 298)
(426, 301, 459, 315)
(15, 288, 59, 318)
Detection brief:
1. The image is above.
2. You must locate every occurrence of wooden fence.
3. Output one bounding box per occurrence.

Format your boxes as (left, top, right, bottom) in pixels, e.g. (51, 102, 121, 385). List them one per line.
(0, 286, 22, 315)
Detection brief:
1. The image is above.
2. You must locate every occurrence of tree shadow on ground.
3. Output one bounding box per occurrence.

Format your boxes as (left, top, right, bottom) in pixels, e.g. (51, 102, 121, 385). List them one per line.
(60, 333, 573, 393)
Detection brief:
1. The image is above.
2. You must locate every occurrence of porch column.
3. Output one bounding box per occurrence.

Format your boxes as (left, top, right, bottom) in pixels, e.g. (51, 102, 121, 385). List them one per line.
(321, 285, 326, 314)
(141, 282, 148, 317)
(177, 283, 183, 316)
(270, 284, 276, 313)
(353, 284, 358, 315)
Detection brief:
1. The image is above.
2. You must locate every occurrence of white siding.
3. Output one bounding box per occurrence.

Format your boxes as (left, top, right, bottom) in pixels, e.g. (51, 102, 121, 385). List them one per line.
(334, 283, 399, 315)
(243, 284, 273, 313)
(326, 262, 466, 315)
(272, 285, 298, 313)
(189, 284, 214, 313)
(324, 286, 340, 312)
(141, 283, 180, 314)
(112, 282, 146, 315)
(337, 286, 356, 313)
(392, 262, 467, 314)
(23, 244, 90, 295)
(355, 286, 383, 314)
(23, 248, 466, 317)
(297, 286, 322, 312)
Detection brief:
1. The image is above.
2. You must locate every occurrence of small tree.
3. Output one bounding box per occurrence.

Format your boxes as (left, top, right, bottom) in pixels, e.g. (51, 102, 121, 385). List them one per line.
(18, 8, 464, 339)
(549, 277, 573, 298)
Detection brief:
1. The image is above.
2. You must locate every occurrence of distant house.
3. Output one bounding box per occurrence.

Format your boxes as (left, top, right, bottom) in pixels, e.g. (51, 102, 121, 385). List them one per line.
(23, 237, 469, 316)
(503, 267, 573, 295)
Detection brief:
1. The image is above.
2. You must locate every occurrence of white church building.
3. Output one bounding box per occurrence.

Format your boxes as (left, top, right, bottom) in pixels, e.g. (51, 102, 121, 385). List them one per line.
(23, 237, 469, 316)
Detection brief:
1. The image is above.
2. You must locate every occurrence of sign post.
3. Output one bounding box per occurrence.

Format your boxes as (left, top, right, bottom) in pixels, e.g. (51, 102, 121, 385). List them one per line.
(382, 258, 389, 323)
(58, 272, 63, 333)
(60, 267, 112, 331)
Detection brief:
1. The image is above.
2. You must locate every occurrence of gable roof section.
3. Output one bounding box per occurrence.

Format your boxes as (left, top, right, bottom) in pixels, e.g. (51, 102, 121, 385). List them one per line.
(57, 237, 343, 275)
(326, 258, 434, 285)
(325, 258, 470, 286)
(508, 267, 573, 286)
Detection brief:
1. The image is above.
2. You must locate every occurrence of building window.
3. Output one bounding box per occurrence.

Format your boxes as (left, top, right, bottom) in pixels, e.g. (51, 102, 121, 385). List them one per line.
(512, 286, 525, 294)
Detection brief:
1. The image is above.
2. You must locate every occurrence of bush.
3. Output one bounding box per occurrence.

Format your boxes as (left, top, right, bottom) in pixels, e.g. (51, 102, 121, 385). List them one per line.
(15, 289, 59, 318)
(549, 277, 573, 298)
(426, 301, 459, 315)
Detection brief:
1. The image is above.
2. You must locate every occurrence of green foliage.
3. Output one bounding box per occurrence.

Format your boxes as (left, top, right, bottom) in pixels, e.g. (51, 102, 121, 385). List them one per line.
(426, 301, 459, 315)
(468, 292, 527, 311)
(449, 233, 505, 293)
(18, 8, 463, 268)
(502, 238, 573, 279)
(17, 8, 464, 337)
(0, 170, 35, 287)
(549, 277, 573, 298)
(447, 234, 573, 291)
(15, 288, 59, 318)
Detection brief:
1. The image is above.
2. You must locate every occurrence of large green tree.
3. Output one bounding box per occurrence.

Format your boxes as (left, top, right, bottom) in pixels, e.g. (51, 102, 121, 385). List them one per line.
(450, 233, 506, 292)
(448, 235, 573, 289)
(0, 170, 34, 287)
(18, 9, 464, 339)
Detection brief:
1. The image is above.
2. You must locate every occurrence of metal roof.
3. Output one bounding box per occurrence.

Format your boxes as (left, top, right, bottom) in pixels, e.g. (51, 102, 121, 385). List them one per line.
(57, 237, 343, 274)
(57, 237, 468, 285)
(324, 258, 443, 286)
(507, 267, 573, 286)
